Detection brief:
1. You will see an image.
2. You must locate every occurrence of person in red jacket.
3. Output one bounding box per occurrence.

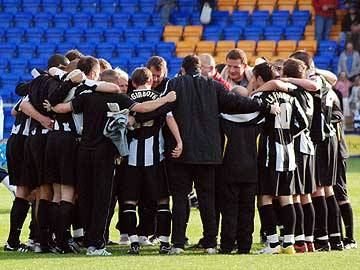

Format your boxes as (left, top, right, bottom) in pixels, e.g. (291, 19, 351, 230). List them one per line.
(313, 0, 339, 41)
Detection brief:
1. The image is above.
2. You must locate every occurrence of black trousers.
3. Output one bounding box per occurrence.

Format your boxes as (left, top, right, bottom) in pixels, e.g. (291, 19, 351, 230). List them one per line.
(77, 141, 117, 249)
(219, 182, 256, 253)
(167, 161, 217, 249)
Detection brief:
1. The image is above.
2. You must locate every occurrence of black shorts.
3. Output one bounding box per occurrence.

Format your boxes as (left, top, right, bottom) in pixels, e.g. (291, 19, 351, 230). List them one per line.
(294, 152, 316, 195)
(120, 161, 169, 202)
(23, 134, 48, 187)
(334, 158, 348, 202)
(315, 136, 338, 187)
(45, 131, 79, 186)
(6, 134, 29, 187)
(258, 167, 295, 196)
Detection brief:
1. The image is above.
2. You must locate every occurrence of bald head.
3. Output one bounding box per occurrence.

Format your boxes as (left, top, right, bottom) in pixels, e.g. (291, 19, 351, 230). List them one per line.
(199, 54, 216, 77)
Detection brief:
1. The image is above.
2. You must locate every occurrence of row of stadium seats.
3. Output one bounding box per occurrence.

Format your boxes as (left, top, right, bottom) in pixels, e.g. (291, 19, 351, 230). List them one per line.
(0, 9, 311, 28)
(0, 0, 198, 13)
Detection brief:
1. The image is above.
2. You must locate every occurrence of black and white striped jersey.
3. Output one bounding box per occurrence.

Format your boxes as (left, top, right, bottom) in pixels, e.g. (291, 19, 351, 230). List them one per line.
(128, 88, 165, 167)
(10, 98, 31, 136)
(256, 91, 308, 172)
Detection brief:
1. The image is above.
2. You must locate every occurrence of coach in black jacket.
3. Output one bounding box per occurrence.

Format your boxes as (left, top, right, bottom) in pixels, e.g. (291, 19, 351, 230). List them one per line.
(135, 55, 278, 253)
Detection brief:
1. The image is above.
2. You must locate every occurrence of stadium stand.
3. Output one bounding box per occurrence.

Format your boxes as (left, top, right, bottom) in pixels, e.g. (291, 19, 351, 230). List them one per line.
(0, 0, 350, 137)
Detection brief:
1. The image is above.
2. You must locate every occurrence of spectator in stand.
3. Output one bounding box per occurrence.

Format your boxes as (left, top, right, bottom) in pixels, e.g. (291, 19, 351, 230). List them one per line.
(349, 75, 360, 116)
(334, 72, 352, 117)
(157, 0, 177, 25)
(338, 42, 360, 80)
(342, 3, 360, 34)
(312, 0, 339, 41)
(349, 21, 360, 51)
(199, 54, 232, 90)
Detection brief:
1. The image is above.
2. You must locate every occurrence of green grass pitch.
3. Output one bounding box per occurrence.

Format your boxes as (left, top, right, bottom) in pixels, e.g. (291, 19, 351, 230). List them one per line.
(0, 159, 359, 270)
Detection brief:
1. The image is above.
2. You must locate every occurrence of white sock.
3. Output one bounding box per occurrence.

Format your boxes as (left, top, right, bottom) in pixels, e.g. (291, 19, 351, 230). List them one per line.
(1, 176, 16, 197)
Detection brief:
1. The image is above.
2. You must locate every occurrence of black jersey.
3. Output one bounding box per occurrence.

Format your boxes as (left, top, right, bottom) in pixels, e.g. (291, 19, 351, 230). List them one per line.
(71, 91, 136, 147)
(128, 88, 165, 167)
(10, 98, 31, 136)
(256, 91, 308, 172)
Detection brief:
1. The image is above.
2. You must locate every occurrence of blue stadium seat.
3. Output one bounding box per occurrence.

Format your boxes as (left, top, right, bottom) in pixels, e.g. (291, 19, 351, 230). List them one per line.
(17, 43, 36, 58)
(36, 42, 57, 57)
(203, 26, 223, 42)
(168, 57, 183, 75)
(64, 28, 84, 43)
(79, 0, 99, 13)
(223, 26, 242, 41)
(0, 12, 13, 27)
(211, 11, 229, 26)
(72, 12, 91, 27)
(9, 58, 29, 73)
(103, 27, 123, 42)
(271, 10, 289, 27)
(128, 57, 146, 73)
(132, 12, 151, 27)
(0, 58, 9, 73)
(112, 12, 131, 26)
(292, 10, 310, 26)
(33, 12, 53, 28)
(250, 11, 269, 27)
(313, 55, 332, 70)
(119, 1, 138, 13)
(45, 28, 64, 43)
(56, 42, 77, 54)
(264, 26, 284, 41)
(139, 2, 154, 13)
(123, 27, 143, 42)
(318, 40, 338, 56)
(0, 43, 16, 57)
(243, 26, 263, 41)
(231, 11, 249, 27)
(143, 26, 163, 42)
(171, 11, 190, 26)
(117, 42, 135, 56)
(190, 12, 201, 25)
(0, 27, 5, 42)
(151, 13, 162, 25)
(284, 25, 304, 40)
(100, 0, 120, 13)
(76, 42, 96, 55)
(84, 27, 104, 43)
(92, 12, 111, 27)
(136, 43, 155, 58)
(178, 2, 193, 13)
(156, 42, 175, 58)
(96, 42, 116, 59)
(61, 0, 81, 13)
(29, 57, 48, 70)
(53, 12, 72, 28)
(21, 0, 41, 12)
(41, 0, 60, 12)
(13, 12, 33, 27)
(6, 27, 25, 43)
(0, 73, 21, 102)
(0, 0, 20, 12)
(111, 57, 129, 71)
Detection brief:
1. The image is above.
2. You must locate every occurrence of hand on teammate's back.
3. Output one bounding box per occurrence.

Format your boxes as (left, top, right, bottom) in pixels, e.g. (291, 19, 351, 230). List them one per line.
(164, 91, 176, 103)
(270, 103, 281, 115)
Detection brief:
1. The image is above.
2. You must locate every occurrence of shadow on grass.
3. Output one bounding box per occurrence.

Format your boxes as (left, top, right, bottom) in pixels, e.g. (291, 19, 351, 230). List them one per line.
(0, 244, 267, 260)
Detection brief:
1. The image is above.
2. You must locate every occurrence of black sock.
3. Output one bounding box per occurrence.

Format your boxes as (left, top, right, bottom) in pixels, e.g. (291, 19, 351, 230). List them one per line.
(339, 203, 354, 240)
(312, 196, 328, 243)
(281, 204, 296, 248)
(7, 197, 30, 247)
(293, 203, 304, 245)
(48, 202, 59, 240)
(259, 205, 278, 247)
(122, 204, 137, 239)
(57, 201, 74, 249)
(38, 199, 51, 247)
(302, 202, 315, 243)
(156, 204, 171, 243)
(326, 195, 341, 243)
(28, 201, 36, 241)
(273, 199, 282, 226)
